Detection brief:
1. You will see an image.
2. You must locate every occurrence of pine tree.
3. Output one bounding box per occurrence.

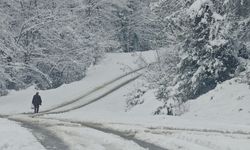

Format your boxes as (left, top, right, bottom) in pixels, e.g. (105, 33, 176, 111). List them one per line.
(175, 2, 241, 101)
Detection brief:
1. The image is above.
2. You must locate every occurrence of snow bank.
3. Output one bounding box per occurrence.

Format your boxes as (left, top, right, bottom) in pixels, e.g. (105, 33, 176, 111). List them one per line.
(183, 78, 250, 125)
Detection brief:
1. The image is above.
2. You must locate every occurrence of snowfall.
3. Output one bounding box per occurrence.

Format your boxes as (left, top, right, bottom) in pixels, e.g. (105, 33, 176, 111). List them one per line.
(0, 51, 250, 150)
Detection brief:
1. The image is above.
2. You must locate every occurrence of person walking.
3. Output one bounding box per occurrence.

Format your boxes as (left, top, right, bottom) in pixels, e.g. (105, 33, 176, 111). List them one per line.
(32, 92, 42, 113)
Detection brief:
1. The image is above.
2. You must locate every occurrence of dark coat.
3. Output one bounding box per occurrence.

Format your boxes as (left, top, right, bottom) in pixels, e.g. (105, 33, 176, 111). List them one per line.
(32, 94, 42, 106)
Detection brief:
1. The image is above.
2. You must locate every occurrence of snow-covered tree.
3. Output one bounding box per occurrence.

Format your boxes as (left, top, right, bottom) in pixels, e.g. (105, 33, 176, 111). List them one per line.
(175, 1, 246, 100)
(115, 0, 158, 52)
(151, 0, 249, 115)
(0, 0, 122, 94)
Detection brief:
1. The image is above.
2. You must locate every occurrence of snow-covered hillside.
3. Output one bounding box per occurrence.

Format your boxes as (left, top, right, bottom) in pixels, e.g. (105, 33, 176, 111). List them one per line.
(0, 51, 156, 115)
(0, 51, 250, 150)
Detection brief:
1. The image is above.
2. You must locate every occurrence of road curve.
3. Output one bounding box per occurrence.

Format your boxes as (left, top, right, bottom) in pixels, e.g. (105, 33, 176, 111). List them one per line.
(39, 74, 141, 115)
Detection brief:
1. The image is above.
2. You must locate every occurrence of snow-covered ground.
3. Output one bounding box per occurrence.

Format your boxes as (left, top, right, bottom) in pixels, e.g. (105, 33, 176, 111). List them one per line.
(46, 68, 250, 150)
(0, 51, 157, 150)
(183, 78, 250, 125)
(1, 51, 250, 150)
(0, 52, 155, 115)
(0, 118, 45, 150)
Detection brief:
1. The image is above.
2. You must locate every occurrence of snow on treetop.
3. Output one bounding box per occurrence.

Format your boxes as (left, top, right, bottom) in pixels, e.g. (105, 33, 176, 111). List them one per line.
(212, 12, 224, 21)
(187, 0, 212, 18)
(223, 0, 229, 5)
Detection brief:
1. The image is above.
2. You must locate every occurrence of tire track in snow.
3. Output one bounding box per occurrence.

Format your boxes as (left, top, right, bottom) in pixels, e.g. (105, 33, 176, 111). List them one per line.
(39, 74, 141, 115)
(175, 135, 220, 150)
(9, 117, 70, 150)
(147, 126, 250, 136)
(34, 117, 169, 150)
(0, 115, 69, 150)
(24, 66, 146, 116)
(79, 122, 169, 150)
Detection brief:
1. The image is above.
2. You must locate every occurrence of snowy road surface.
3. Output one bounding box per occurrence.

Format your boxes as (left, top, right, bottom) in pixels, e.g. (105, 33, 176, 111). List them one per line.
(15, 119, 70, 150)
(10, 115, 166, 150)
(0, 118, 45, 150)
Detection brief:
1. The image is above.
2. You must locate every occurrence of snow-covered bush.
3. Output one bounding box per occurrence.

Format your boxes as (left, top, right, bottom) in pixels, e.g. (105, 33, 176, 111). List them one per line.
(125, 88, 145, 112)
(125, 81, 148, 111)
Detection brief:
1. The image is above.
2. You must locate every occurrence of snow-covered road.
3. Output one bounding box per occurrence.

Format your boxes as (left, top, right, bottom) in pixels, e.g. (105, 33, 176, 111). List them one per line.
(13, 118, 70, 150)
(9, 115, 168, 150)
(1, 52, 250, 150)
(0, 117, 46, 150)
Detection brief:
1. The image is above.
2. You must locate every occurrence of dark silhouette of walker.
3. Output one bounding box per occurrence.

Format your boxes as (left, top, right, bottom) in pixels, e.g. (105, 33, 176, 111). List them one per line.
(167, 106, 173, 116)
(32, 92, 42, 113)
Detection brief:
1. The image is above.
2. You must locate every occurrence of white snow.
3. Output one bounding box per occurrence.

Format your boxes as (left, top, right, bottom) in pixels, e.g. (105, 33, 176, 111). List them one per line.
(46, 53, 250, 149)
(183, 78, 250, 125)
(187, 0, 212, 18)
(1, 51, 250, 150)
(0, 118, 45, 150)
(212, 12, 224, 21)
(0, 51, 156, 150)
(0, 51, 156, 115)
(209, 38, 228, 46)
(50, 126, 145, 150)
(241, 0, 244, 5)
(223, 0, 229, 5)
